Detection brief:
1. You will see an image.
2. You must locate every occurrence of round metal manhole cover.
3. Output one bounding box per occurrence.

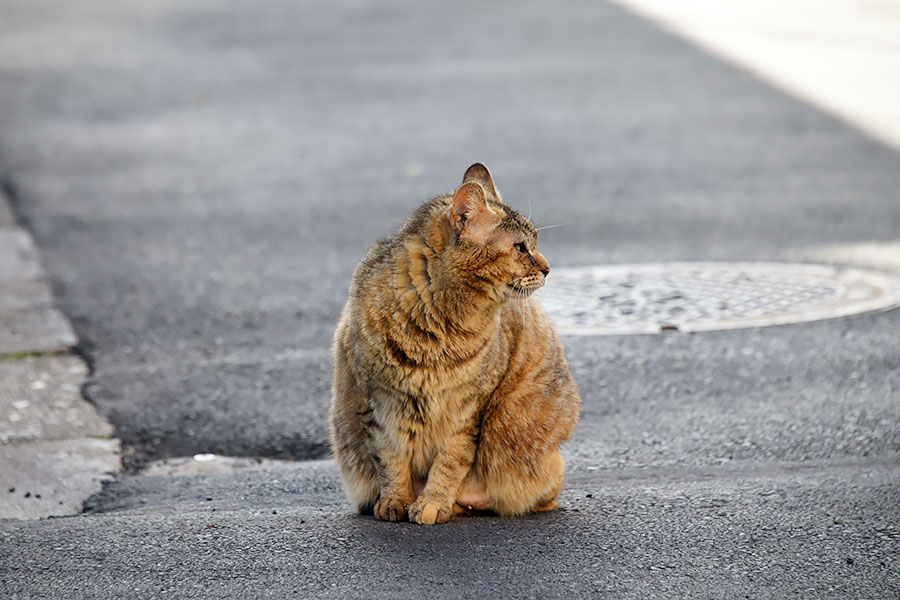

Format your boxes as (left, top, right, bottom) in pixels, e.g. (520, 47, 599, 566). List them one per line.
(538, 262, 900, 335)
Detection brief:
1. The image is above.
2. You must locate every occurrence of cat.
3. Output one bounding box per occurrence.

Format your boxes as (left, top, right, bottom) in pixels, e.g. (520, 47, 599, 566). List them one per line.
(329, 163, 581, 524)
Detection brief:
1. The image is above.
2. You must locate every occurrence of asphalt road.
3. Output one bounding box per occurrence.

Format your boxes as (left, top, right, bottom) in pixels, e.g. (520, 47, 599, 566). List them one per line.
(1, 0, 899, 598)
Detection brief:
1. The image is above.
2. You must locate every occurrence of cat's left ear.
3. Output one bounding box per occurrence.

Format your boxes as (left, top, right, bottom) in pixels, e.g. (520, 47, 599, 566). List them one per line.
(462, 163, 502, 201)
(450, 181, 499, 244)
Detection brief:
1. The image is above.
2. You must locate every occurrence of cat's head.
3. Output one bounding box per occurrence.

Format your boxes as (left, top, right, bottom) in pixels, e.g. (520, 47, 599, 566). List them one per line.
(447, 163, 550, 300)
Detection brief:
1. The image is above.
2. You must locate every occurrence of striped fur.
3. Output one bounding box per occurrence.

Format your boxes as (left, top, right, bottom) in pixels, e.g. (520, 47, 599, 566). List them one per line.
(329, 163, 581, 524)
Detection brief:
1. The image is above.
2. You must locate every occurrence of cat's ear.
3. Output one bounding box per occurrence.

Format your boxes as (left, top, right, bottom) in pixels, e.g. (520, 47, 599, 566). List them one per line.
(450, 181, 498, 243)
(462, 163, 501, 201)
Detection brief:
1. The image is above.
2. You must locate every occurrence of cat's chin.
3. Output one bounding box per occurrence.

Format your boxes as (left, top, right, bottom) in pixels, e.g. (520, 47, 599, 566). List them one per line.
(505, 283, 540, 298)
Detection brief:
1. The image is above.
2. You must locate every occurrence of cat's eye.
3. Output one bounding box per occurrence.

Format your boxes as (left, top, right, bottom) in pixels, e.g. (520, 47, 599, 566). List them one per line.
(514, 242, 527, 253)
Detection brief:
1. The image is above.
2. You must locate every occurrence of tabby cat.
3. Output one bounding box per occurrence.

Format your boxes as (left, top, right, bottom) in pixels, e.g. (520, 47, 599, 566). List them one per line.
(329, 163, 581, 524)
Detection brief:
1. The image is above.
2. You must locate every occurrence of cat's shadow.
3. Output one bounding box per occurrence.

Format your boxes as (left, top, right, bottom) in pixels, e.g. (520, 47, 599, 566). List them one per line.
(351, 507, 570, 539)
(339, 509, 591, 578)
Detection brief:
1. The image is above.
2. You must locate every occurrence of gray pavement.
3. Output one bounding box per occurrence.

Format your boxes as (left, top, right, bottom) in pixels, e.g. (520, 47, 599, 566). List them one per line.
(1, 0, 899, 598)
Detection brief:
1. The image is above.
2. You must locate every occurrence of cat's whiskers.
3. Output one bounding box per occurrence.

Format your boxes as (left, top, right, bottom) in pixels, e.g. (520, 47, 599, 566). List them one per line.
(528, 191, 568, 227)
(534, 224, 563, 232)
(523, 288, 536, 329)
(519, 290, 527, 325)
(510, 284, 525, 322)
(511, 286, 522, 321)
(516, 287, 530, 326)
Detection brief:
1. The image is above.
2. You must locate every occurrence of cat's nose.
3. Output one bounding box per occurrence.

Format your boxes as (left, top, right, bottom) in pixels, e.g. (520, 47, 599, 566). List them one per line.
(536, 253, 550, 277)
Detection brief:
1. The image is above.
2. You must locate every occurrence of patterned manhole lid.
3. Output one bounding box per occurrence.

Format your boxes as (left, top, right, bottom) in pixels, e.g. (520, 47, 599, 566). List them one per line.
(539, 262, 900, 335)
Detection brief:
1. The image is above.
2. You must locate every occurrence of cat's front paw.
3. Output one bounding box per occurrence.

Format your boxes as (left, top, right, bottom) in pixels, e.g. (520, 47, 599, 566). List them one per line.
(408, 497, 454, 525)
(373, 496, 409, 522)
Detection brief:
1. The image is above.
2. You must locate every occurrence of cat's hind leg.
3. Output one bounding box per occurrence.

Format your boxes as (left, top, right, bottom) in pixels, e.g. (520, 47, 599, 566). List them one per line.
(344, 458, 380, 515)
(466, 449, 566, 517)
(330, 413, 379, 514)
(469, 359, 579, 516)
(329, 333, 380, 514)
(528, 452, 565, 512)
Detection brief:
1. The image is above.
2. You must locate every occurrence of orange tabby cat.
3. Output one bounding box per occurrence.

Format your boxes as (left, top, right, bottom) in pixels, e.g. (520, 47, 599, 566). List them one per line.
(329, 163, 581, 524)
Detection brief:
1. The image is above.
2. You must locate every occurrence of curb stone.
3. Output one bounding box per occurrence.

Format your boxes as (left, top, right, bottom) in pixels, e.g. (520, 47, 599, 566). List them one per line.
(0, 186, 120, 521)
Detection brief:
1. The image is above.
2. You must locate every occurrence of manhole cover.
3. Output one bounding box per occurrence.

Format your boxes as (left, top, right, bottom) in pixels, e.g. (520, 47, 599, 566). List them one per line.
(538, 262, 900, 335)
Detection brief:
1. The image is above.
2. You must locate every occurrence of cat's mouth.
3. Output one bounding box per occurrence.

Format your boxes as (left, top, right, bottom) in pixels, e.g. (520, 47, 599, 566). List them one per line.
(505, 279, 544, 298)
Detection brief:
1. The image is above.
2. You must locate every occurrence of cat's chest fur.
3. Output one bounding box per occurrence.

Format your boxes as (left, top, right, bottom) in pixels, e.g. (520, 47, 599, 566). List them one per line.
(368, 380, 481, 479)
(353, 285, 510, 475)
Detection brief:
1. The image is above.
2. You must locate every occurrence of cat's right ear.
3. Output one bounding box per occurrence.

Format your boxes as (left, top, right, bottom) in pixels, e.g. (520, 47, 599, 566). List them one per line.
(450, 181, 498, 244)
(462, 163, 501, 201)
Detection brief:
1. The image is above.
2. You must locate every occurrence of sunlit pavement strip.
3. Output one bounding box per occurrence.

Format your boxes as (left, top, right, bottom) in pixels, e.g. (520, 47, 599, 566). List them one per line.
(0, 190, 119, 521)
(799, 241, 900, 276)
(143, 454, 293, 477)
(609, 0, 900, 150)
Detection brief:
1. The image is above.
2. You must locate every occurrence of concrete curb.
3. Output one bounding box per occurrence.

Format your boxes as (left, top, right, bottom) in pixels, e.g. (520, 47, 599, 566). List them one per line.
(0, 187, 120, 521)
